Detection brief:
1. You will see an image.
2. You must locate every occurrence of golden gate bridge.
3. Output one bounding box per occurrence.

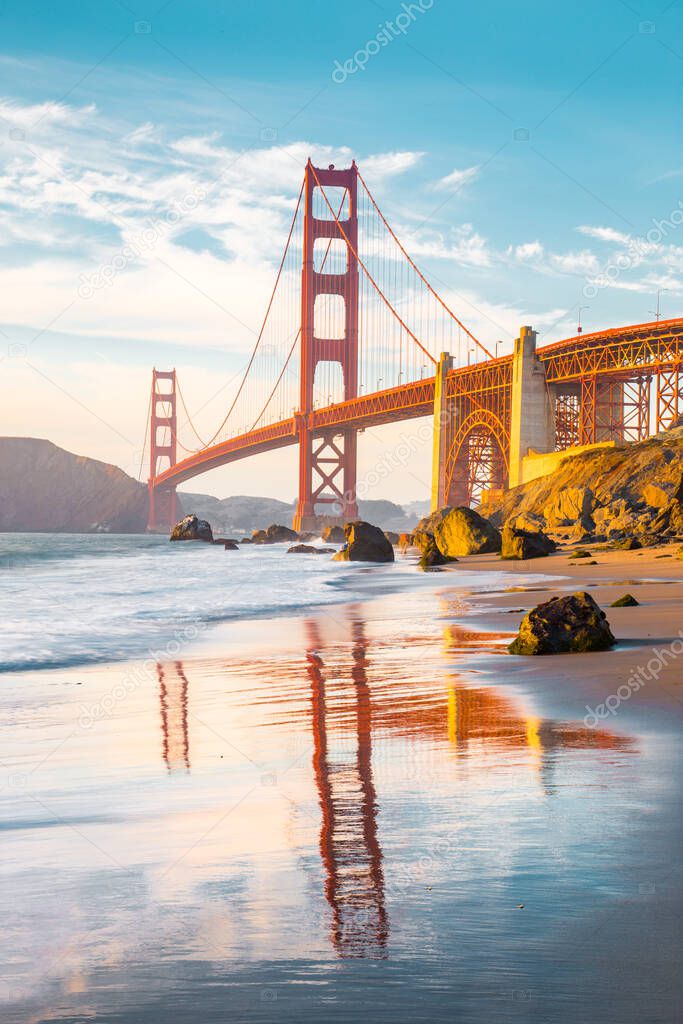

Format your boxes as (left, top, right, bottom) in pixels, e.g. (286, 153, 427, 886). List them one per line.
(145, 159, 683, 532)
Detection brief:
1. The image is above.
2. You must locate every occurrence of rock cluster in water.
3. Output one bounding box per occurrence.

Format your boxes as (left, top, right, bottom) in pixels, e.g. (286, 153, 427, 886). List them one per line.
(170, 513, 214, 543)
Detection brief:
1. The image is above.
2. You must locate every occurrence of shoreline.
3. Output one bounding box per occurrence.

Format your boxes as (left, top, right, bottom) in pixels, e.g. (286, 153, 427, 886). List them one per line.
(3, 539, 683, 1022)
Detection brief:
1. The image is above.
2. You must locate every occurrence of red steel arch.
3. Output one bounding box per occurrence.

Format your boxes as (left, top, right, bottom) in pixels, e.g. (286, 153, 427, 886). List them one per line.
(444, 408, 510, 507)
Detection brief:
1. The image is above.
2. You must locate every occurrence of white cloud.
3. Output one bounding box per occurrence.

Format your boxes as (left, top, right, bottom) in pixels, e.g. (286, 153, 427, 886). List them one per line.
(515, 241, 544, 261)
(577, 225, 631, 245)
(431, 165, 479, 192)
(550, 250, 600, 275)
(361, 151, 424, 179)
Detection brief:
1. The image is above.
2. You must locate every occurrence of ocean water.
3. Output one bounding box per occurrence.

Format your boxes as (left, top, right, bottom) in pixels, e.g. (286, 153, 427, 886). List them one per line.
(0, 532, 553, 673)
(1, 534, 682, 1023)
(0, 533, 369, 672)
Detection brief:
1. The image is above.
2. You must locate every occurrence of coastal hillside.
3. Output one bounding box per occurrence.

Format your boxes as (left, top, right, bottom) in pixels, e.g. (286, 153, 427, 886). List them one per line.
(480, 426, 683, 538)
(0, 438, 423, 534)
(176, 493, 416, 534)
(0, 437, 149, 533)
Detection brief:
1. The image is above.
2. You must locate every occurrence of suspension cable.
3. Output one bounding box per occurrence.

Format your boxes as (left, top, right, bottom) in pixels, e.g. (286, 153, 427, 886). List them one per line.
(181, 177, 306, 450)
(249, 328, 300, 431)
(138, 385, 152, 481)
(249, 187, 349, 430)
(176, 375, 209, 449)
(308, 163, 437, 366)
(356, 167, 494, 361)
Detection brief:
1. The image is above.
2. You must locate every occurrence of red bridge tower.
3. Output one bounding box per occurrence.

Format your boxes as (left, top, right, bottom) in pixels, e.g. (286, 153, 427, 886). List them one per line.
(293, 160, 359, 532)
(147, 368, 178, 532)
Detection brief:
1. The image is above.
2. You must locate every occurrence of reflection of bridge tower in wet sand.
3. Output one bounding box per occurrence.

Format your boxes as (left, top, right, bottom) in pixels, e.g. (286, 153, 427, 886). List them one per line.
(157, 661, 190, 772)
(305, 616, 388, 957)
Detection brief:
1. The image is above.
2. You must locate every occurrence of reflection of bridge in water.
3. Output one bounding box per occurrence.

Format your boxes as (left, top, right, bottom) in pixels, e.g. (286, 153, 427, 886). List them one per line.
(305, 616, 388, 958)
(157, 661, 190, 772)
(155, 609, 633, 956)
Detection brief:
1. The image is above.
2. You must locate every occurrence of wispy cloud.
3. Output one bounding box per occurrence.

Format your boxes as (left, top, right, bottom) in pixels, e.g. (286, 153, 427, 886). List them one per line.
(431, 165, 479, 192)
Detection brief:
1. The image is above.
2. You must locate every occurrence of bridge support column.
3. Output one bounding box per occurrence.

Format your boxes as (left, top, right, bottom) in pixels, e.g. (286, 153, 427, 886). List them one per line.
(294, 425, 358, 532)
(508, 326, 555, 489)
(293, 160, 360, 532)
(147, 368, 178, 533)
(430, 351, 453, 511)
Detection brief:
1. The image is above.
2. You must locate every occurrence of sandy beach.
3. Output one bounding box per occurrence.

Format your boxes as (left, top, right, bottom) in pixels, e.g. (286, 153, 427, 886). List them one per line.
(2, 544, 683, 1023)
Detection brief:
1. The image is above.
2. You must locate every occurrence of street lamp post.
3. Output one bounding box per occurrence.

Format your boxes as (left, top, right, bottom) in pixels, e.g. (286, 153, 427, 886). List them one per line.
(577, 306, 590, 335)
(649, 288, 668, 322)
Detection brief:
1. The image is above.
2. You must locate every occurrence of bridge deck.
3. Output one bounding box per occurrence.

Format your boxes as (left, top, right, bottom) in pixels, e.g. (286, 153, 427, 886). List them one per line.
(152, 318, 683, 491)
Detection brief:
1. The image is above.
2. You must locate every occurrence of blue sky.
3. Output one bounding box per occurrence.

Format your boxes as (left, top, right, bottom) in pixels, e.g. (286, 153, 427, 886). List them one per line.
(0, 0, 682, 501)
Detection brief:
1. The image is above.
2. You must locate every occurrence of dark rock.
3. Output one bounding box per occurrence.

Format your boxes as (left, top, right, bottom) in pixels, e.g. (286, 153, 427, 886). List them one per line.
(321, 525, 345, 543)
(412, 529, 436, 554)
(501, 525, 556, 560)
(572, 549, 593, 559)
(611, 594, 639, 607)
(223, 540, 239, 550)
(508, 591, 616, 656)
(287, 544, 335, 554)
(418, 538, 453, 570)
(170, 513, 214, 543)
(384, 531, 400, 545)
(252, 524, 299, 544)
(332, 521, 395, 563)
(611, 537, 642, 550)
(240, 537, 252, 544)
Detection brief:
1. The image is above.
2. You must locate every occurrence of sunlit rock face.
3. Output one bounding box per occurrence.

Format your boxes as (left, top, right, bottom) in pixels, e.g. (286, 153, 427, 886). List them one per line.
(484, 426, 683, 545)
(417, 506, 501, 558)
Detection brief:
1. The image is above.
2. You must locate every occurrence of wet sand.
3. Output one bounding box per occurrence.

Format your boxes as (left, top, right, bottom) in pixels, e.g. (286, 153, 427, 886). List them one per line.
(2, 548, 683, 1023)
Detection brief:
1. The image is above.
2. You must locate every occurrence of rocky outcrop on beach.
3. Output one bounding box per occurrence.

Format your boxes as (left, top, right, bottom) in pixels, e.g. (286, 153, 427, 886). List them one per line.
(482, 426, 683, 546)
(417, 506, 502, 558)
(332, 521, 395, 563)
(252, 524, 299, 544)
(170, 513, 214, 542)
(321, 525, 345, 543)
(509, 591, 616, 655)
(501, 525, 556, 560)
(287, 544, 336, 554)
(418, 537, 452, 570)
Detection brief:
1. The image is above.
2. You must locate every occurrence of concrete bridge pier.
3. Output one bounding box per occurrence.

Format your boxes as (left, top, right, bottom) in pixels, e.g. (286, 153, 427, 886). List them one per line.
(508, 325, 555, 488)
(430, 352, 454, 512)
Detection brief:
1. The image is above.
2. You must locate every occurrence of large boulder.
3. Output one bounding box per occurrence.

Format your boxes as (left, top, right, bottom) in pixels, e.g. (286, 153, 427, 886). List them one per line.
(418, 537, 452, 570)
(508, 591, 616, 656)
(427, 507, 501, 557)
(501, 525, 556, 560)
(412, 528, 437, 554)
(321, 525, 345, 543)
(252, 524, 299, 544)
(332, 521, 395, 563)
(170, 513, 214, 543)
